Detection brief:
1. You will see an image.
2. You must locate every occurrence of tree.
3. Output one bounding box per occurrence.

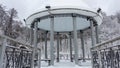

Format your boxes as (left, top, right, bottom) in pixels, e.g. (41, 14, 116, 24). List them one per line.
(0, 4, 8, 27)
(5, 8, 18, 38)
(116, 12, 120, 23)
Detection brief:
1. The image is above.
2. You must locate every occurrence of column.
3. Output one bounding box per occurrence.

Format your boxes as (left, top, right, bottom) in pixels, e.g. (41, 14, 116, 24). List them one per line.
(30, 28, 33, 45)
(56, 32, 60, 62)
(50, 15, 54, 65)
(72, 14, 78, 65)
(38, 49, 41, 68)
(80, 30, 85, 62)
(69, 32, 73, 62)
(44, 31, 48, 59)
(90, 19, 95, 47)
(95, 24, 99, 44)
(31, 19, 38, 68)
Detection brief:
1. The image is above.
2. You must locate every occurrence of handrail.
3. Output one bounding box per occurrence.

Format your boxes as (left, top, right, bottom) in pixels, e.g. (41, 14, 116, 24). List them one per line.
(6, 45, 32, 52)
(0, 34, 41, 68)
(91, 36, 120, 68)
(0, 34, 41, 50)
(91, 36, 120, 50)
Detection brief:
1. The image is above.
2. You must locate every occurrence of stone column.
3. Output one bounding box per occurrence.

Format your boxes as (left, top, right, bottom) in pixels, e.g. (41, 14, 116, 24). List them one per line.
(90, 19, 95, 47)
(50, 16, 54, 65)
(30, 28, 33, 45)
(31, 19, 38, 68)
(95, 24, 99, 44)
(72, 14, 78, 65)
(56, 32, 60, 62)
(44, 31, 48, 59)
(80, 30, 85, 62)
(69, 32, 73, 62)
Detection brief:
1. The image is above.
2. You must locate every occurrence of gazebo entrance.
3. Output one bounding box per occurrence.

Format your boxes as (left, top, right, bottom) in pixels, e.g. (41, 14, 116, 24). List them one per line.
(25, 0, 102, 67)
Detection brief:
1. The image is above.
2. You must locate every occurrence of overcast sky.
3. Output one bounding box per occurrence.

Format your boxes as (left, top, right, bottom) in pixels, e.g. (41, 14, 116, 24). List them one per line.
(0, 0, 120, 21)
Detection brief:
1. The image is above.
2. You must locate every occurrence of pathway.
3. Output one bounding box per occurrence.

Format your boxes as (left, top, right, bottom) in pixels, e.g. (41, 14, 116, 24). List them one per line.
(41, 60, 92, 68)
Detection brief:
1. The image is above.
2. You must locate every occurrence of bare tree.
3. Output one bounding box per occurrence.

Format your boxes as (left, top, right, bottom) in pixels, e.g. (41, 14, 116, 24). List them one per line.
(5, 8, 18, 38)
(116, 12, 120, 23)
(0, 5, 8, 27)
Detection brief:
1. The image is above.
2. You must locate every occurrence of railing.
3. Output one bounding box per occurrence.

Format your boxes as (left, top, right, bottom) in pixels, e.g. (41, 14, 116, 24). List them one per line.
(91, 36, 120, 68)
(5, 46, 32, 68)
(0, 34, 41, 68)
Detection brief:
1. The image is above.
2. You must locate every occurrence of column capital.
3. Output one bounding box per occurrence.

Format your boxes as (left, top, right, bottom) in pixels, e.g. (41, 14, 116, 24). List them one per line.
(57, 32, 59, 35)
(34, 18, 40, 22)
(87, 17, 94, 21)
(45, 31, 48, 34)
(80, 30, 83, 33)
(30, 23, 34, 28)
(95, 23, 98, 26)
(50, 15, 54, 18)
(46, 6, 51, 9)
(69, 32, 72, 35)
(72, 13, 77, 17)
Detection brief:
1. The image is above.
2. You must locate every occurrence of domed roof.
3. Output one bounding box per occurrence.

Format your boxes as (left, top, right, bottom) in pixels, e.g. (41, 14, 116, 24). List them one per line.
(45, 0, 93, 10)
(26, 0, 102, 32)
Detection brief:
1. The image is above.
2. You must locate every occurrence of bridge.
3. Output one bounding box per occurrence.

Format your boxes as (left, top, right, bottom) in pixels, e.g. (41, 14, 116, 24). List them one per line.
(0, 32, 120, 68)
(1, 0, 118, 68)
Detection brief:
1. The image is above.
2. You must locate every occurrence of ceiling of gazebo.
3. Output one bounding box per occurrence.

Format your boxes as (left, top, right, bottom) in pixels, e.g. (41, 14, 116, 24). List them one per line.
(37, 16, 90, 32)
(26, 0, 102, 32)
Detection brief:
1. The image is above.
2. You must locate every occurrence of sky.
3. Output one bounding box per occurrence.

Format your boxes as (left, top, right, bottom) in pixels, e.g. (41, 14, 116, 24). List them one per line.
(0, 0, 120, 21)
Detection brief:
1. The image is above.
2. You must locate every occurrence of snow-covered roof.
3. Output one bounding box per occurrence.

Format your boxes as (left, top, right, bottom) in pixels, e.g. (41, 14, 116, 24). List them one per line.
(26, 0, 102, 32)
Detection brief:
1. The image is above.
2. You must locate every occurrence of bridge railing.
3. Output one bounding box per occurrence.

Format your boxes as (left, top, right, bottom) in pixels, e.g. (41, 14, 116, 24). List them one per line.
(0, 34, 41, 68)
(91, 36, 120, 68)
(5, 46, 32, 68)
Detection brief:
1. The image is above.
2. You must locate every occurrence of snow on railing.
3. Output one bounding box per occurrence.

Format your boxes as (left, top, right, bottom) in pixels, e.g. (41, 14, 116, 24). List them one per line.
(0, 34, 41, 68)
(91, 36, 120, 68)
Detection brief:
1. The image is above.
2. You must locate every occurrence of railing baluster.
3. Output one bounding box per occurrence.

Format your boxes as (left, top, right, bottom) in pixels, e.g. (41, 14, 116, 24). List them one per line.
(91, 36, 120, 68)
(0, 35, 41, 68)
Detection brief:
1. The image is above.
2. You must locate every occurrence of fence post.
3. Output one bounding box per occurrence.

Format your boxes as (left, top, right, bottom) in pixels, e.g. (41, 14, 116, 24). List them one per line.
(98, 49, 101, 68)
(0, 38, 7, 68)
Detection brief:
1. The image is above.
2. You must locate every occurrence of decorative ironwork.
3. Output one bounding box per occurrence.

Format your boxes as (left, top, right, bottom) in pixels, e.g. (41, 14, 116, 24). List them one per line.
(91, 35, 120, 68)
(92, 51, 99, 68)
(0, 35, 41, 68)
(91, 45, 120, 68)
(5, 47, 32, 68)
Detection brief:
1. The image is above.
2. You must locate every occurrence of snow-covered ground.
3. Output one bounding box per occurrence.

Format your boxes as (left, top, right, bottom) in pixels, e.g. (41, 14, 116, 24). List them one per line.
(40, 60, 92, 68)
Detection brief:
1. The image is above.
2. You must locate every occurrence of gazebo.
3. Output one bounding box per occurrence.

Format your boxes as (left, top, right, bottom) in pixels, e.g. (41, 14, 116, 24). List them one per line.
(25, 0, 102, 67)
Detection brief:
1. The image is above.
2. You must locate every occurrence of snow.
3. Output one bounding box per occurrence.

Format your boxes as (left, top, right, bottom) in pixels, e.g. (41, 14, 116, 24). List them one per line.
(26, 0, 102, 32)
(40, 60, 92, 68)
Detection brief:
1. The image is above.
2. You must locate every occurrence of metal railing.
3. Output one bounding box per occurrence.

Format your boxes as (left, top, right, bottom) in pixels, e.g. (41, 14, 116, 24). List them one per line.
(5, 46, 32, 68)
(0, 34, 41, 68)
(91, 36, 120, 68)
